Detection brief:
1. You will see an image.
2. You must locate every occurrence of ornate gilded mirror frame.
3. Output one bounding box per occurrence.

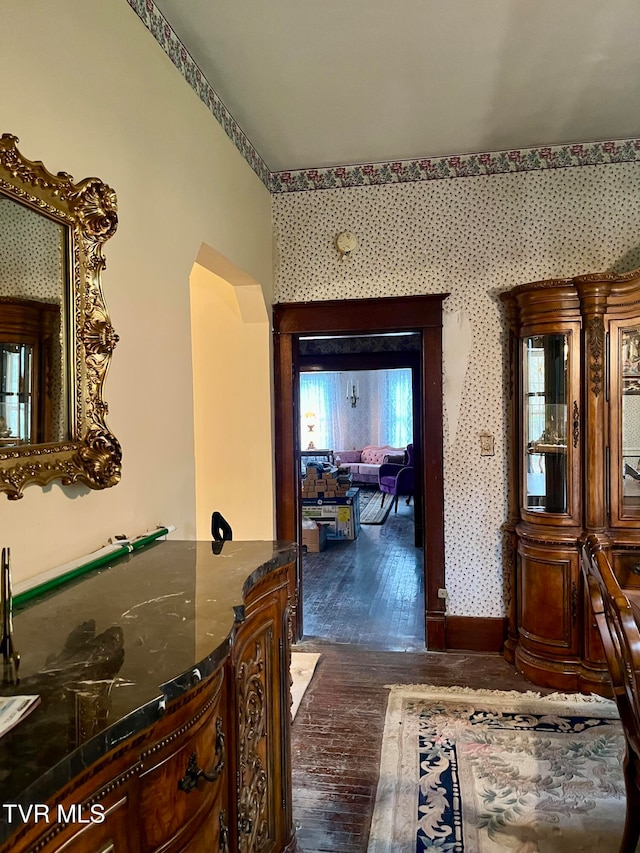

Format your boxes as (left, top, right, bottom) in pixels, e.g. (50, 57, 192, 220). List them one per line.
(0, 134, 120, 499)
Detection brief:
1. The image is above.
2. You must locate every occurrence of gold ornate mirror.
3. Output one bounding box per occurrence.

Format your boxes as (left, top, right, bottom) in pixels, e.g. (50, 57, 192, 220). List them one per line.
(0, 134, 120, 499)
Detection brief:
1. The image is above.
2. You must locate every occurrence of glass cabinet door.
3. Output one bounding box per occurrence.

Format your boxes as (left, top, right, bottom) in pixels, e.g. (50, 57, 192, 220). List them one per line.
(0, 342, 33, 445)
(618, 325, 640, 518)
(523, 332, 575, 516)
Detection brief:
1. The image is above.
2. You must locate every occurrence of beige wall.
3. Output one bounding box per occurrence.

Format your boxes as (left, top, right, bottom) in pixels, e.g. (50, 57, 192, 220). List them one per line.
(190, 258, 274, 541)
(0, 0, 274, 582)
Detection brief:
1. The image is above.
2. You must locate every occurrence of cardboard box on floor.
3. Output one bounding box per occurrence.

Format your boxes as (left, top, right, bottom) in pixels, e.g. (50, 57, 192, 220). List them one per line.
(301, 518, 327, 552)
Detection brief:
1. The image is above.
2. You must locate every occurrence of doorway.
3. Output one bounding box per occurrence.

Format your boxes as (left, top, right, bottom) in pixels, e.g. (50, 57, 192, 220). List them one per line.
(273, 294, 448, 649)
(298, 347, 423, 649)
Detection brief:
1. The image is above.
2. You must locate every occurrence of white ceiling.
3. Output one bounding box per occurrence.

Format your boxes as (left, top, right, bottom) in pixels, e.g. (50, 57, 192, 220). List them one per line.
(153, 0, 640, 173)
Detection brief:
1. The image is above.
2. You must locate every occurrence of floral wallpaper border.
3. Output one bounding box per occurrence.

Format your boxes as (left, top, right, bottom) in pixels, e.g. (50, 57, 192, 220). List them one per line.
(125, 0, 271, 188)
(127, 0, 640, 194)
(270, 140, 640, 192)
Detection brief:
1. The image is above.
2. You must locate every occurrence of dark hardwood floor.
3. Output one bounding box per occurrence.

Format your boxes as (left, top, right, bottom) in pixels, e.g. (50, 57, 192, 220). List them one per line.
(291, 491, 537, 853)
(300, 494, 424, 650)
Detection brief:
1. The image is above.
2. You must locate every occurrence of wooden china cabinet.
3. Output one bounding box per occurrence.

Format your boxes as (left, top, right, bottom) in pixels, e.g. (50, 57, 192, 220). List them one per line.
(501, 267, 640, 693)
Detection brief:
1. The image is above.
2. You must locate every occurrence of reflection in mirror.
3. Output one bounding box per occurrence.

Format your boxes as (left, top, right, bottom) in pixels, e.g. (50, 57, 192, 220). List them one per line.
(0, 133, 120, 499)
(0, 298, 66, 446)
(0, 339, 34, 444)
(0, 195, 68, 446)
(524, 334, 568, 513)
(621, 327, 640, 508)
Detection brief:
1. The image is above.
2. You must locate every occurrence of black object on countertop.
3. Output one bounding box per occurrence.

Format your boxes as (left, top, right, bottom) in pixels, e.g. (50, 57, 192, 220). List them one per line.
(211, 512, 233, 554)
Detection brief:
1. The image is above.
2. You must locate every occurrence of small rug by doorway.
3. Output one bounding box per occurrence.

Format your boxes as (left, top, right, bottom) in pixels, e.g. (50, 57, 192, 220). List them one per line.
(290, 652, 321, 720)
(368, 684, 624, 853)
(358, 489, 394, 525)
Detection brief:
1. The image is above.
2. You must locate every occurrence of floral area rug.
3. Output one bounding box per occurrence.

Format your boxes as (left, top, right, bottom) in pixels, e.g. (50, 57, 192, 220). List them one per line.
(367, 684, 625, 852)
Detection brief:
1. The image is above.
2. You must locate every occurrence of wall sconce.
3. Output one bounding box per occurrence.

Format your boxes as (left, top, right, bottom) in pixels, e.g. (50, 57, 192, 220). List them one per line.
(346, 382, 360, 408)
(336, 231, 358, 260)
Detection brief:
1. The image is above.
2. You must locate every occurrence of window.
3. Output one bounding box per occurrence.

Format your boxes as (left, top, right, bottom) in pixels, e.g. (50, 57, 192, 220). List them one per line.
(299, 368, 413, 450)
(380, 368, 412, 447)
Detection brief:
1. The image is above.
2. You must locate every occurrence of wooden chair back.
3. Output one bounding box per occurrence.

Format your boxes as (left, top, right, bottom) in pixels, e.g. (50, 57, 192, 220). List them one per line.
(580, 535, 640, 852)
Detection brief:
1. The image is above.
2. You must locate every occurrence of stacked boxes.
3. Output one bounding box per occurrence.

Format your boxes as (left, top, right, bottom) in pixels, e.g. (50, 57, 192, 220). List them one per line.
(301, 487, 361, 541)
(301, 464, 352, 499)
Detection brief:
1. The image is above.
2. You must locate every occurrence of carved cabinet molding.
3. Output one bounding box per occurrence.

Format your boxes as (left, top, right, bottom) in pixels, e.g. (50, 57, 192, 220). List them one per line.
(231, 561, 295, 853)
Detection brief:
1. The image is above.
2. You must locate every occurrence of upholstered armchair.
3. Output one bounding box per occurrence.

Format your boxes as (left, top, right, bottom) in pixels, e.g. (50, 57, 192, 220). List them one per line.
(378, 444, 414, 512)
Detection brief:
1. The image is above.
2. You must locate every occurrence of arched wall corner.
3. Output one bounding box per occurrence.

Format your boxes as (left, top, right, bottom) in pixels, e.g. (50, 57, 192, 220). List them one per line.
(195, 243, 271, 322)
(190, 244, 275, 542)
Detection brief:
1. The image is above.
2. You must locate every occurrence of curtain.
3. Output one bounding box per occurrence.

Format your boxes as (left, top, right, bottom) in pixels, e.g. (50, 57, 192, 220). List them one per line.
(300, 368, 412, 451)
(300, 372, 344, 450)
(378, 368, 413, 447)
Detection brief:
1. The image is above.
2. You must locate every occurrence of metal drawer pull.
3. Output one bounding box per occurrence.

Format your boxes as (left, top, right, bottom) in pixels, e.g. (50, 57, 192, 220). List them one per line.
(178, 717, 225, 792)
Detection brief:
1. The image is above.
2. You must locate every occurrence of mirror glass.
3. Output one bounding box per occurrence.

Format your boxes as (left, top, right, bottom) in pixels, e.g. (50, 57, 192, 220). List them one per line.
(524, 333, 568, 513)
(0, 194, 69, 446)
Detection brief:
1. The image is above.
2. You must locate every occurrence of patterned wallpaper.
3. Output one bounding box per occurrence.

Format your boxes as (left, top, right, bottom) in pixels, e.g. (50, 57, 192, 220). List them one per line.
(338, 370, 411, 451)
(335, 370, 377, 452)
(623, 394, 640, 456)
(0, 196, 65, 301)
(273, 161, 640, 618)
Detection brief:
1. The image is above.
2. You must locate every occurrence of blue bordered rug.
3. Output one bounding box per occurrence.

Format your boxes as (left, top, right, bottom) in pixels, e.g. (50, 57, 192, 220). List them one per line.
(368, 685, 624, 853)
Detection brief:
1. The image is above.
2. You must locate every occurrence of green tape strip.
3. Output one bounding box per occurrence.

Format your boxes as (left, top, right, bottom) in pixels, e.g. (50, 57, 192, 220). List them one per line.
(14, 528, 170, 608)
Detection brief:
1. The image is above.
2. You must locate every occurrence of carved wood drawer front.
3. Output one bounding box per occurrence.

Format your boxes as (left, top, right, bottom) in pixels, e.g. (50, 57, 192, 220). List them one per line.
(43, 796, 129, 853)
(138, 697, 226, 852)
(21, 781, 139, 853)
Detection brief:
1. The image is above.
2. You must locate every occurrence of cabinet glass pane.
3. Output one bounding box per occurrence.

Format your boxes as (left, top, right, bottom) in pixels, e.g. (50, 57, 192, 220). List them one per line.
(0, 342, 33, 445)
(524, 334, 568, 513)
(621, 327, 640, 509)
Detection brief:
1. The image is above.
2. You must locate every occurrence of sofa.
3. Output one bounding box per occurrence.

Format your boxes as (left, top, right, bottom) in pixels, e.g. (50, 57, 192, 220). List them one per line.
(334, 444, 406, 486)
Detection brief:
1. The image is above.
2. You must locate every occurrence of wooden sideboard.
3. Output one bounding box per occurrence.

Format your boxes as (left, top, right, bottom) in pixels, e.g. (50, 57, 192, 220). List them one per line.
(0, 540, 298, 853)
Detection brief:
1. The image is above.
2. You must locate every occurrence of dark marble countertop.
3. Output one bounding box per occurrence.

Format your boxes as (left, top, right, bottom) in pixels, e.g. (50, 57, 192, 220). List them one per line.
(0, 539, 296, 839)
